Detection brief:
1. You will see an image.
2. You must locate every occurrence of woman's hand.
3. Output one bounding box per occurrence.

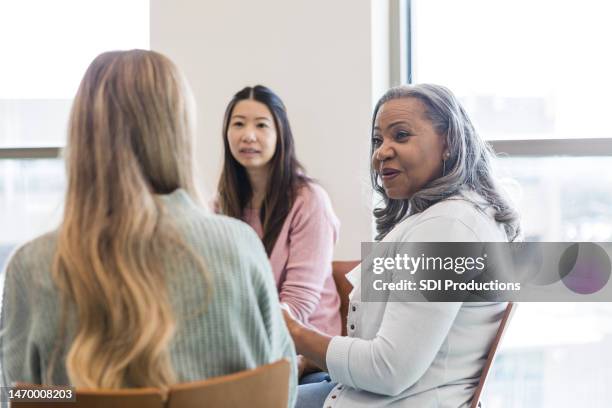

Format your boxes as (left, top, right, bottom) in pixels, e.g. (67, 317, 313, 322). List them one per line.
(296, 354, 307, 379)
(297, 355, 322, 379)
(280, 303, 332, 371)
(281, 304, 303, 339)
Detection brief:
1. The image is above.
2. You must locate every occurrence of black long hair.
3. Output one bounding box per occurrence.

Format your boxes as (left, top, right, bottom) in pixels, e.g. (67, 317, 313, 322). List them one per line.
(217, 85, 309, 254)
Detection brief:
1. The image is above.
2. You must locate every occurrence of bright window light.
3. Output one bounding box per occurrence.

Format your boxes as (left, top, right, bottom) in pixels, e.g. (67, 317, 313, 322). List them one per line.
(412, 0, 612, 140)
(0, 0, 149, 147)
(0, 0, 149, 264)
(0, 0, 149, 99)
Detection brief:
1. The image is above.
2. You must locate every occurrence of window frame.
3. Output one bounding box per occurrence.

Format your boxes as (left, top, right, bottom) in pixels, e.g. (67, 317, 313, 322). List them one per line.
(396, 0, 612, 158)
(0, 147, 61, 160)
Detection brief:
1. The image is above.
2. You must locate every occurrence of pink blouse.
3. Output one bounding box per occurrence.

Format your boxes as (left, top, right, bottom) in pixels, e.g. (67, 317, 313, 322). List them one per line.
(242, 182, 341, 336)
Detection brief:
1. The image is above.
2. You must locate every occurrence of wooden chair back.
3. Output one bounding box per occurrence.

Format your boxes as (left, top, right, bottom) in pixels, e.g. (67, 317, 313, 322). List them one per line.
(470, 302, 516, 408)
(332, 260, 360, 336)
(11, 360, 290, 408)
(167, 359, 290, 408)
(11, 386, 163, 408)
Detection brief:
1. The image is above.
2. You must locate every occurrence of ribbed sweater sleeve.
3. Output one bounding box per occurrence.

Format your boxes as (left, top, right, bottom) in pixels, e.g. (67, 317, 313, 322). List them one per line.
(1, 249, 40, 387)
(245, 229, 298, 408)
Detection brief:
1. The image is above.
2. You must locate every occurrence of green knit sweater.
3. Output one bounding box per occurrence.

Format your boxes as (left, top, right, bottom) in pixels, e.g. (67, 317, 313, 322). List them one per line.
(0, 189, 297, 407)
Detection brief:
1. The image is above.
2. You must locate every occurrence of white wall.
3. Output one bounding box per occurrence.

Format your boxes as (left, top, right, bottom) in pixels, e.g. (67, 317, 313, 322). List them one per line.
(151, 0, 389, 258)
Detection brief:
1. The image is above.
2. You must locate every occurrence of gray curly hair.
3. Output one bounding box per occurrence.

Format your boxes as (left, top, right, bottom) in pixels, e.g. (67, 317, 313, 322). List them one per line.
(371, 84, 521, 242)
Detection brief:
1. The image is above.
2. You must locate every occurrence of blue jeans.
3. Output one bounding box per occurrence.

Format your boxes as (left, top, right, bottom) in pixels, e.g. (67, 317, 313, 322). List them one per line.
(296, 372, 337, 408)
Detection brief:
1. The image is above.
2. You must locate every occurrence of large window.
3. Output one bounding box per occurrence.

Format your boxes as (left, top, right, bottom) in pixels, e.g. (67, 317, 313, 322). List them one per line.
(410, 0, 612, 142)
(408, 1, 612, 407)
(0, 0, 149, 269)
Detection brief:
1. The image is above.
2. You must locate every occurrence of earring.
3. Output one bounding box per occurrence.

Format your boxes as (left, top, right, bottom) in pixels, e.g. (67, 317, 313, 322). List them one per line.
(442, 152, 450, 176)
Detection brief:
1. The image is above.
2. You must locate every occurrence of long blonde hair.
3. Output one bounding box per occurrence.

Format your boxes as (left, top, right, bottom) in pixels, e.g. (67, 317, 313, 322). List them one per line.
(51, 50, 202, 389)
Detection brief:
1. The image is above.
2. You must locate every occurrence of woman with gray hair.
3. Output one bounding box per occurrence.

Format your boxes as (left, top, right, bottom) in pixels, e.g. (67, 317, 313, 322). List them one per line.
(283, 83, 520, 407)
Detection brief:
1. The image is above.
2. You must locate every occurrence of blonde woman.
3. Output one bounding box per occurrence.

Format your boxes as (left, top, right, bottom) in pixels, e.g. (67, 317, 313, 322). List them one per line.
(0, 50, 296, 405)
